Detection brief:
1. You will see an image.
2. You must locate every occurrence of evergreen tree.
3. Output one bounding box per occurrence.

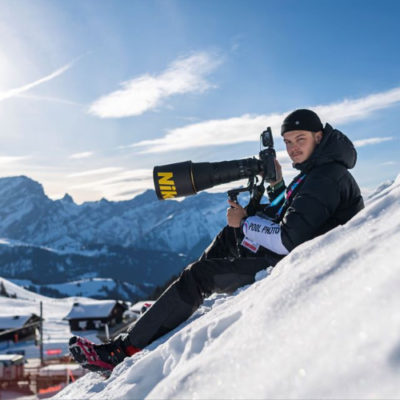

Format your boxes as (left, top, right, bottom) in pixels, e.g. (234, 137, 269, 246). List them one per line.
(0, 281, 10, 297)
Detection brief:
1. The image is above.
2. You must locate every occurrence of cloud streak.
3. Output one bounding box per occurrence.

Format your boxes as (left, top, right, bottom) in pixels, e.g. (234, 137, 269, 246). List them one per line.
(380, 161, 398, 166)
(353, 137, 393, 147)
(69, 169, 153, 200)
(16, 93, 82, 107)
(314, 87, 400, 123)
(0, 155, 30, 164)
(89, 51, 223, 118)
(129, 114, 281, 153)
(128, 86, 400, 154)
(69, 152, 94, 159)
(0, 62, 73, 102)
(67, 167, 123, 178)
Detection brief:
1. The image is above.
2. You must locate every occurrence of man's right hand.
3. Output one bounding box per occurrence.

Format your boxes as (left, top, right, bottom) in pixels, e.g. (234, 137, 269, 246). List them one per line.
(269, 158, 283, 187)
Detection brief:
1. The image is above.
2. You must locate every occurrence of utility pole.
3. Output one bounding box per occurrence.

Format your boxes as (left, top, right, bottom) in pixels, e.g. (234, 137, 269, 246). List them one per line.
(105, 323, 110, 341)
(40, 301, 44, 366)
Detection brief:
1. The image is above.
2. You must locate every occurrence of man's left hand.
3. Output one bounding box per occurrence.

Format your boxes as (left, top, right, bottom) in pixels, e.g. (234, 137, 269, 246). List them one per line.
(227, 200, 247, 228)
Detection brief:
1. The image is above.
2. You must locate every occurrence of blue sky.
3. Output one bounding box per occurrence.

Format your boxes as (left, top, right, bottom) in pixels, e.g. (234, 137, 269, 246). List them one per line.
(0, 0, 399, 203)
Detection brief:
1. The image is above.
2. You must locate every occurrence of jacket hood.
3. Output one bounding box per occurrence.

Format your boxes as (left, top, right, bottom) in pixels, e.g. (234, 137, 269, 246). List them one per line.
(293, 123, 357, 172)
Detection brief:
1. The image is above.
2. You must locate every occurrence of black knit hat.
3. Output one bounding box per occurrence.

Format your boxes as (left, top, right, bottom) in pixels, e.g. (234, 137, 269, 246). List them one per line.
(281, 109, 323, 136)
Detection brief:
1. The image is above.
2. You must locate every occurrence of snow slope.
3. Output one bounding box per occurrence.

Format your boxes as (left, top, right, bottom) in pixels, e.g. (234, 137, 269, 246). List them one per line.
(56, 174, 400, 399)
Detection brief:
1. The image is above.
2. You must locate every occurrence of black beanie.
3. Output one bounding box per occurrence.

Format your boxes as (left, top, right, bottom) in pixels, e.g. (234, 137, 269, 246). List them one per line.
(281, 109, 323, 136)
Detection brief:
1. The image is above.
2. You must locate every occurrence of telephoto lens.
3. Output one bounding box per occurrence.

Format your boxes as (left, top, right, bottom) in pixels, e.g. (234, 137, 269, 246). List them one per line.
(153, 158, 262, 200)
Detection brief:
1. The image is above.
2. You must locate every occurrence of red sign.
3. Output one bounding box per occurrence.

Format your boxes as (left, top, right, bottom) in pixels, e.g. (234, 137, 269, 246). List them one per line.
(39, 384, 63, 394)
(46, 349, 63, 355)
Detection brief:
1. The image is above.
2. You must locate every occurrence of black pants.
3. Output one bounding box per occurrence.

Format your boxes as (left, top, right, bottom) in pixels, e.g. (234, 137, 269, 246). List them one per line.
(124, 226, 284, 349)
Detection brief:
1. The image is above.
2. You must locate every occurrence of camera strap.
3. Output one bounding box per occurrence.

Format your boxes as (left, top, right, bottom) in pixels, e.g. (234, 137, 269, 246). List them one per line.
(269, 189, 286, 207)
(276, 173, 307, 220)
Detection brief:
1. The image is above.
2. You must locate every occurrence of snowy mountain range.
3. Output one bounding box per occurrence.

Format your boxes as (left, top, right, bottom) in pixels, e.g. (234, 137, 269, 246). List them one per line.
(0, 175, 231, 299)
(0, 176, 227, 253)
(54, 172, 400, 399)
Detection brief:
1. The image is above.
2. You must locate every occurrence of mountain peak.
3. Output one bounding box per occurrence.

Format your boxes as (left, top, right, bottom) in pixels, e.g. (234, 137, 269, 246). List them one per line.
(0, 175, 47, 200)
(129, 189, 158, 205)
(61, 193, 75, 204)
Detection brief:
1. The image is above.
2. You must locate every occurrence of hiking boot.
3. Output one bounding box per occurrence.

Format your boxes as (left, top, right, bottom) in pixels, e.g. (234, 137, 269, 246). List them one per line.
(69, 335, 140, 375)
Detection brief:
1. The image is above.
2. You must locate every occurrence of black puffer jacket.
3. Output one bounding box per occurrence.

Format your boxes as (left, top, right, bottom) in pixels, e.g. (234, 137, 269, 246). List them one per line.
(273, 123, 364, 252)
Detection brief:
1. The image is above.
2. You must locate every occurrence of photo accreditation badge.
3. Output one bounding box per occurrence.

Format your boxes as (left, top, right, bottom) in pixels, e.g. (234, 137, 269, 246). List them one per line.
(240, 237, 260, 253)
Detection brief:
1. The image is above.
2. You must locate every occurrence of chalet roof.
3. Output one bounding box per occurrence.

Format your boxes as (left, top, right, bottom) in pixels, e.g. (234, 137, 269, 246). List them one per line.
(0, 354, 24, 364)
(39, 363, 84, 376)
(0, 314, 33, 330)
(64, 300, 121, 320)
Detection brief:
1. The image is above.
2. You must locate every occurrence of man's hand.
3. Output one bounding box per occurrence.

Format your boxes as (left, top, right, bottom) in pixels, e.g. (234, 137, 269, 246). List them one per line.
(258, 158, 283, 186)
(227, 200, 247, 228)
(269, 158, 283, 187)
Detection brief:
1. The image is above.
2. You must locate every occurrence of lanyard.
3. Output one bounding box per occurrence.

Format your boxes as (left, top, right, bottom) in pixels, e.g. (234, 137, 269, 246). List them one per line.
(269, 190, 285, 207)
(276, 174, 307, 218)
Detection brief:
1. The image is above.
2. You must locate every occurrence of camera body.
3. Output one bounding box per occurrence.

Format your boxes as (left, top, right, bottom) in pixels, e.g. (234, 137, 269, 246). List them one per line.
(259, 127, 276, 183)
(153, 127, 277, 201)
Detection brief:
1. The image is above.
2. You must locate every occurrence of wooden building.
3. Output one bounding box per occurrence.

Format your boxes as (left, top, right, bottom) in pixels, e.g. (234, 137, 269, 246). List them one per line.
(0, 314, 41, 343)
(0, 354, 25, 382)
(64, 300, 127, 331)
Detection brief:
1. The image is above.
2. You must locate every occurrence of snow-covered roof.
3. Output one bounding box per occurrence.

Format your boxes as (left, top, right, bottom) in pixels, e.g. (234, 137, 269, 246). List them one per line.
(40, 364, 82, 372)
(64, 300, 120, 320)
(0, 314, 33, 330)
(0, 354, 24, 363)
(39, 364, 85, 376)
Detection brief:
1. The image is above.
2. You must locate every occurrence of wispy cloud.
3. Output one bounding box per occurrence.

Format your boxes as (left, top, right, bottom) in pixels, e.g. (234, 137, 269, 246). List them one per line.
(380, 161, 398, 166)
(69, 169, 153, 200)
(89, 51, 223, 118)
(353, 137, 393, 147)
(16, 93, 82, 107)
(69, 152, 94, 159)
(128, 114, 281, 153)
(0, 155, 30, 164)
(67, 167, 123, 178)
(314, 87, 400, 123)
(0, 62, 73, 102)
(128, 86, 400, 154)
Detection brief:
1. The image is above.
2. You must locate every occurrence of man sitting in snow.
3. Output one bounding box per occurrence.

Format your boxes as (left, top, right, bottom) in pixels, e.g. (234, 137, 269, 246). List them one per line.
(69, 109, 364, 374)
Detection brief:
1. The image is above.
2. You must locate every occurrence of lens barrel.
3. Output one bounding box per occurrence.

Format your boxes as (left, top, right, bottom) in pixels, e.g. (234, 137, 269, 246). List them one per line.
(153, 158, 262, 200)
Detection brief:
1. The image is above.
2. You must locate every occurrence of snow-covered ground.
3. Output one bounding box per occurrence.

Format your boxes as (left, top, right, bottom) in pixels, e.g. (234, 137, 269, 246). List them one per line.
(54, 173, 400, 399)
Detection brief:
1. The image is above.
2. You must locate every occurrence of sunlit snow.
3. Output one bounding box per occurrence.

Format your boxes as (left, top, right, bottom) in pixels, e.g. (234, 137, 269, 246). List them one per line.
(51, 173, 400, 399)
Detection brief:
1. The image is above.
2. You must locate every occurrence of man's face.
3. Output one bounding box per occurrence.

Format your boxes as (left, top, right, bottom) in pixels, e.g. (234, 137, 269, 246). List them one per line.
(283, 130, 322, 164)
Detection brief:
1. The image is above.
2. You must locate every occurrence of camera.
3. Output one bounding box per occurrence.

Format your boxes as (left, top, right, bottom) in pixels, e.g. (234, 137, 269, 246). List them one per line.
(153, 127, 276, 201)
